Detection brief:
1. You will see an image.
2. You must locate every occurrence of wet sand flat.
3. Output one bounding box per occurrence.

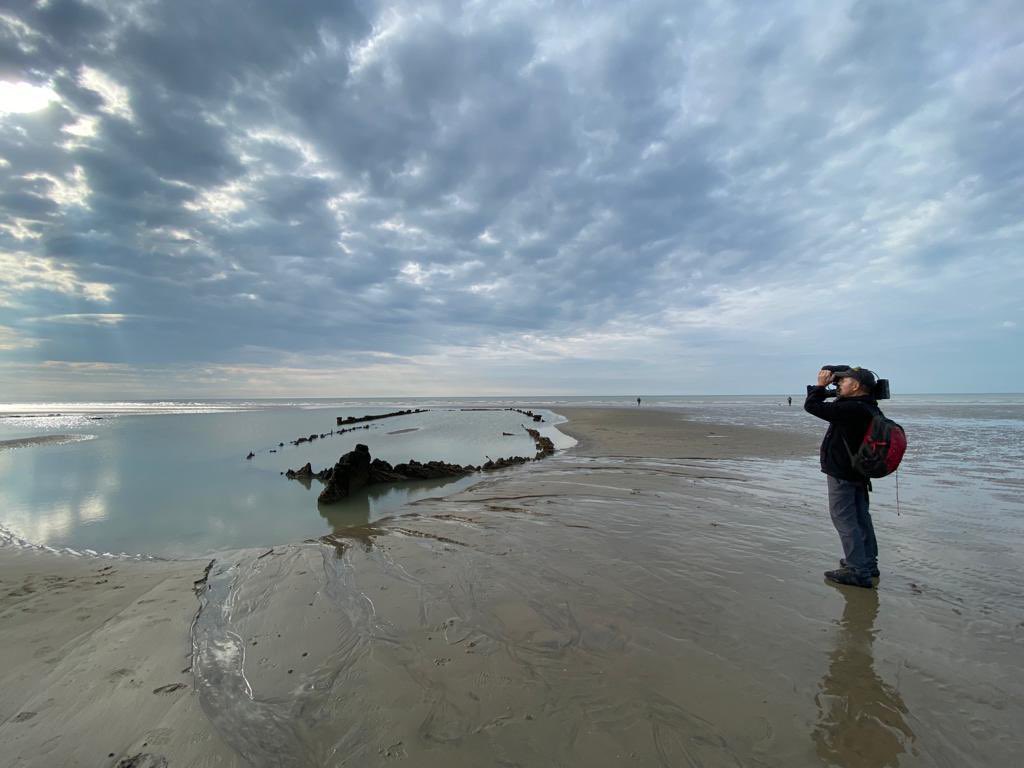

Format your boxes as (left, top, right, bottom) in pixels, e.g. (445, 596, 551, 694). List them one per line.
(0, 547, 244, 767)
(2, 406, 1021, 766)
(554, 405, 818, 459)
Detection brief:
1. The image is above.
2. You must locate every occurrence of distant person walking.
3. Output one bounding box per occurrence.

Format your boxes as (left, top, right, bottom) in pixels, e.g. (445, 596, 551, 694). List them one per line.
(788, 396, 792, 406)
(637, 397, 641, 407)
(805, 367, 881, 588)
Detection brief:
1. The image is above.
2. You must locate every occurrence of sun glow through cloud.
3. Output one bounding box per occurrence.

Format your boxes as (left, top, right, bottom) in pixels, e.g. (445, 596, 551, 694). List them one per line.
(0, 81, 58, 114)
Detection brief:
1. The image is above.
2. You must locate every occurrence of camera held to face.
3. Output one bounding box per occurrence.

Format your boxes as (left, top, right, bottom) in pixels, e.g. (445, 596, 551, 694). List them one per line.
(808, 365, 890, 399)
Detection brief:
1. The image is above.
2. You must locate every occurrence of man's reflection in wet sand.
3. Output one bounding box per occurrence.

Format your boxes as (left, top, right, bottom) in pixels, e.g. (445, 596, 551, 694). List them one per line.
(814, 588, 916, 767)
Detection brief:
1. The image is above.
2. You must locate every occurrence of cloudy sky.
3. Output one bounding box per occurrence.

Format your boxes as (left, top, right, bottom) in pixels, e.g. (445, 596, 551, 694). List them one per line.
(0, 0, 1020, 398)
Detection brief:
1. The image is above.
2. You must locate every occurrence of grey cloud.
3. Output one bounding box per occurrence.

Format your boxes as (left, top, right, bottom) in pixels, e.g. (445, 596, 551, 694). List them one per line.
(0, 0, 1020, 394)
(32, 0, 108, 47)
(0, 107, 76, 174)
(122, 92, 245, 186)
(0, 0, 108, 82)
(120, 0, 367, 99)
(50, 73, 106, 114)
(0, 188, 58, 219)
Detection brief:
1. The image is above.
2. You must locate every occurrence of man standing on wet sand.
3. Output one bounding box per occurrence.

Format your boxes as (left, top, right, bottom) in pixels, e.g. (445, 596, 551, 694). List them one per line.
(805, 367, 881, 588)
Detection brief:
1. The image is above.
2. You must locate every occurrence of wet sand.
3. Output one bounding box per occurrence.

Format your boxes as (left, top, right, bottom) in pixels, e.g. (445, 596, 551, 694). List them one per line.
(0, 546, 243, 766)
(554, 405, 816, 459)
(2, 407, 1020, 766)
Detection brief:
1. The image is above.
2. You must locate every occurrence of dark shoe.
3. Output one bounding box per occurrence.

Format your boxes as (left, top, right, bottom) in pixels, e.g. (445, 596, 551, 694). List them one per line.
(824, 568, 874, 589)
(840, 559, 880, 578)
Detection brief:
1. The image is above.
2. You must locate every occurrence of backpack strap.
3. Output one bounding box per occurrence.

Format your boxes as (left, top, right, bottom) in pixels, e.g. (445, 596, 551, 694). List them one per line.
(840, 402, 878, 490)
(839, 402, 875, 462)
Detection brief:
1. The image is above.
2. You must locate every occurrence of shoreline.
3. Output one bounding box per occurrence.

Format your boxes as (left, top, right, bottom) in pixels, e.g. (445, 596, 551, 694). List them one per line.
(0, 435, 95, 451)
(1, 407, 1019, 766)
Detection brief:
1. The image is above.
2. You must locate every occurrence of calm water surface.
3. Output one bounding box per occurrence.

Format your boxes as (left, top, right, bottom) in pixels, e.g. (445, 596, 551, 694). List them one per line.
(1, 394, 1021, 559)
(0, 403, 572, 557)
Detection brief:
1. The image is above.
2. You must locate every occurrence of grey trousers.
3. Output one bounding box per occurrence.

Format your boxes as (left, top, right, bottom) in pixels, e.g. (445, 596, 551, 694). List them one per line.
(826, 475, 877, 578)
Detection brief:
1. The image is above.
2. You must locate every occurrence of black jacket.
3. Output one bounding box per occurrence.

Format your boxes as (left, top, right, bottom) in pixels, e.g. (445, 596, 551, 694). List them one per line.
(804, 387, 878, 481)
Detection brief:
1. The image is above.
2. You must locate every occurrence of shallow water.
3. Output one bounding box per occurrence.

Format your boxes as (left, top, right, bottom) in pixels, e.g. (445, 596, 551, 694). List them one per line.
(0, 405, 572, 557)
(2, 394, 1021, 559)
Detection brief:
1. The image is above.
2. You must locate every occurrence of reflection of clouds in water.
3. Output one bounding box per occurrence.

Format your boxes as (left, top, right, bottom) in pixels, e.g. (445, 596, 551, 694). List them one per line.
(8, 502, 74, 544)
(1, 406, 557, 554)
(40, 503, 73, 542)
(5, 491, 111, 544)
(79, 496, 107, 522)
(814, 589, 916, 767)
(97, 469, 120, 493)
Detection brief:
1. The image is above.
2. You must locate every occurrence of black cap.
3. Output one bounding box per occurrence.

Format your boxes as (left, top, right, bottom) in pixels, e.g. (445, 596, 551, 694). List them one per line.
(834, 366, 876, 388)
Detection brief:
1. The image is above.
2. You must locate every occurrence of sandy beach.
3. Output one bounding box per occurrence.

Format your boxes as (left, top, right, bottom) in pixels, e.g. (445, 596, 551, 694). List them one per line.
(1, 407, 1020, 767)
(551, 405, 817, 459)
(0, 546, 244, 767)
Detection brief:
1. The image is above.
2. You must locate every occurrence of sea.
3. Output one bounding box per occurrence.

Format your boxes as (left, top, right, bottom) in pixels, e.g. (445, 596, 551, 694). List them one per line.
(1, 395, 1021, 560)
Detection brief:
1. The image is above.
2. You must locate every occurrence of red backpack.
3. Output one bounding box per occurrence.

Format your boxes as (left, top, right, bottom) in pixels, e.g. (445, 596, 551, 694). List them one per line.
(848, 407, 907, 478)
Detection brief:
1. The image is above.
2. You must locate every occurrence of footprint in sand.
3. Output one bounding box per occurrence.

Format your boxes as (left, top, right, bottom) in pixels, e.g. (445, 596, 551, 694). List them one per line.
(140, 727, 174, 747)
(151, 683, 187, 694)
(378, 741, 407, 759)
(114, 753, 169, 768)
